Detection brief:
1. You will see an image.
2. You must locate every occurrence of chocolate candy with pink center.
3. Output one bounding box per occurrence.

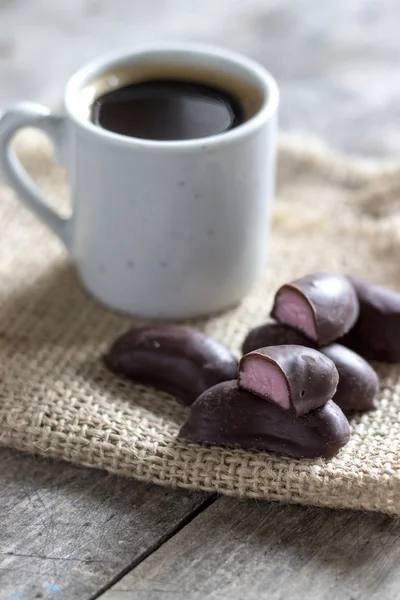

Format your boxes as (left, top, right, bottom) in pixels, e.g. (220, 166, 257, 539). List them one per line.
(271, 272, 359, 346)
(238, 345, 339, 416)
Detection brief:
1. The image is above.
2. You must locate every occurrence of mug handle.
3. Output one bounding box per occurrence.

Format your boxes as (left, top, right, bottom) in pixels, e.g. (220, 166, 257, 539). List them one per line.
(0, 102, 71, 250)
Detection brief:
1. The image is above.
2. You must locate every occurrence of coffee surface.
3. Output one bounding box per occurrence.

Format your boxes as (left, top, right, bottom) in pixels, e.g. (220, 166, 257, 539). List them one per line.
(91, 78, 244, 140)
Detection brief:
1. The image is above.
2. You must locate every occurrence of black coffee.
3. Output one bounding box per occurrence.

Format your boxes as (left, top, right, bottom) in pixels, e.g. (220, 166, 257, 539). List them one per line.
(91, 79, 244, 141)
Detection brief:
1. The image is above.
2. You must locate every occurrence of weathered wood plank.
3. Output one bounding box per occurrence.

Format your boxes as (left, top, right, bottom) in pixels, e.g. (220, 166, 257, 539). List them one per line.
(101, 497, 400, 600)
(0, 448, 211, 600)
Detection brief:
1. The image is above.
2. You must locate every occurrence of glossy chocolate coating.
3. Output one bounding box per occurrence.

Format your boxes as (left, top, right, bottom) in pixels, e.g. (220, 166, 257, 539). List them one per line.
(320, 344, 378, 412)
(238, 345, 339, 416)
(241, 322, 378, 412)
(241, 323, 378, 412)
(271, 272, 359, 346)
(340, 276, 400, 363)
(242, 323, 316, 355)
(179, 381, 350, 459)
(104, 325, 238, 405)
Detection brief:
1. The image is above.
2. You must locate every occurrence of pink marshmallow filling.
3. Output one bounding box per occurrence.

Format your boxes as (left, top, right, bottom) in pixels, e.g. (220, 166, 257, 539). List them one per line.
(240, 358, 290, 410)
(274, 288, 317, 341)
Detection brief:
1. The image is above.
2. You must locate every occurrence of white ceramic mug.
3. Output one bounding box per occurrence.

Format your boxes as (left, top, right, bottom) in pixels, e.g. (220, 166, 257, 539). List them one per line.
(0, 43, 279, 319)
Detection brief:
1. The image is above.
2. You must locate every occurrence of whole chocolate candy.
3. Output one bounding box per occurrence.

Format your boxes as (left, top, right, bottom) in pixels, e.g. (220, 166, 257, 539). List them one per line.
(238, 345, 339, 416)
(341, 276, 400, 363)
(242, 323, 316, 355)
(319, 343, 378, 412)
(271, 272, 359, 346)
(104, 325, 238, 405)
(179, 381, 350, 459)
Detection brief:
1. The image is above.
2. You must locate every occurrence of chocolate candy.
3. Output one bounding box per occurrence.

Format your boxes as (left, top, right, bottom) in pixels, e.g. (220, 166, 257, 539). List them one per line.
(271, 272, 359, 346)
(341, 276, 400, 363)
(179, 380, 350, 459)
(241, 324, 378, 412)
(238, 345, 339, 416)
(242, 323, 316, 355)
(319, 344, 378, 412)
(104, 325, 238, 405)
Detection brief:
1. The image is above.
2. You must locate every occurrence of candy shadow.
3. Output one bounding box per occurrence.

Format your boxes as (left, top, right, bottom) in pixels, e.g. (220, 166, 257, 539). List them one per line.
(80, 352, 189, 425)
(0, 260, 187, 424)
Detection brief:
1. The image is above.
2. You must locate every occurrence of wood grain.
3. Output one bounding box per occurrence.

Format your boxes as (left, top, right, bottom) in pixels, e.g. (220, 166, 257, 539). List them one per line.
(0, 448, 211, 600)
(102, 497, 400, 600)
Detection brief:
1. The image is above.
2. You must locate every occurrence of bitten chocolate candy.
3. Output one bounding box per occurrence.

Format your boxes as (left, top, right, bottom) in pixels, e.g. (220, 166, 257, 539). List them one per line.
(179, 381, 350, 459)
(104, 325, 238, 405)
(238, 345, 339, 416)
(271, 272, 359, 346)
(341, 276, 400, 363)
(320, 344, 378, 412)
(242, 323, 316, 355)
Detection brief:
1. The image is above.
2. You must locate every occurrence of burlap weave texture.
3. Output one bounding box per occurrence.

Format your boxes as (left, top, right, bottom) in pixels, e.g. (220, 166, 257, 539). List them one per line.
(1, 131, 400, 514)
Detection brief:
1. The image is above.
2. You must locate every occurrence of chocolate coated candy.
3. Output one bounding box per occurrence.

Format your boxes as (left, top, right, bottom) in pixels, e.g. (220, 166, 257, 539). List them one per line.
(241, 324, 378, 412)
(320, 344, 378, 412)
(179, 381, 350, 459)
(104, 325, 238, 405)
(271, 272, 359, 346)
(242, 323, 316, 355)
(238, 345, 338, 416)
(341, 276, 400, 363)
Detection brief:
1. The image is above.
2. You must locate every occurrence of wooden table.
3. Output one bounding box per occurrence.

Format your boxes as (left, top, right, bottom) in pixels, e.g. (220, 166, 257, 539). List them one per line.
(1, 1, 400, 598)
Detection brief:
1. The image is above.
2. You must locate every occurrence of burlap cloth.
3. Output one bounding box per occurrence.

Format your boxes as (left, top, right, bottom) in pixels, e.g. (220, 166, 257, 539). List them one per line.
(1, 131, 400, 515)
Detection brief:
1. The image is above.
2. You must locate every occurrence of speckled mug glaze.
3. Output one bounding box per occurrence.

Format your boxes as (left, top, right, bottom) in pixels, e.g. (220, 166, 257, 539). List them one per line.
(0, 43, 279, 318)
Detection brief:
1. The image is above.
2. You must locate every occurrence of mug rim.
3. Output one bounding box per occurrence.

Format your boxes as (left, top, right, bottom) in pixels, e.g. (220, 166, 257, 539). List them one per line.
(64, 42, 279, 150)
